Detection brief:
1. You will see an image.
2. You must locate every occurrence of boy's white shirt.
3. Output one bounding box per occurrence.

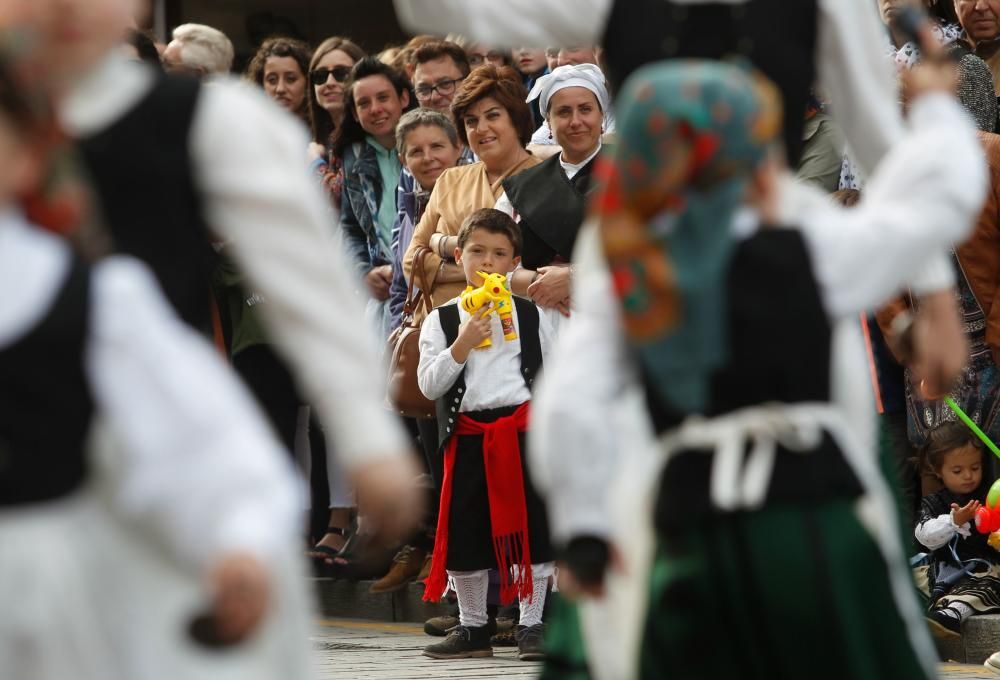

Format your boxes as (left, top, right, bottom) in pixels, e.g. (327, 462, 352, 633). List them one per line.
(417, 295, 553, 412)
(57, 53, 408, 470)
(0, 211, 301, 572)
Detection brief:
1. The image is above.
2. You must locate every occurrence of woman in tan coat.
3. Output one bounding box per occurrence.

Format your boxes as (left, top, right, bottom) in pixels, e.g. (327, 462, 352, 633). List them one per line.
(403, 64, 540, 317)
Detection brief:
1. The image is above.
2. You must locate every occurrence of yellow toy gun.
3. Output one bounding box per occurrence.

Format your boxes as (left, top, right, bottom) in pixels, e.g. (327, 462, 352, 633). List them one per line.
(459, 271, 517, 349)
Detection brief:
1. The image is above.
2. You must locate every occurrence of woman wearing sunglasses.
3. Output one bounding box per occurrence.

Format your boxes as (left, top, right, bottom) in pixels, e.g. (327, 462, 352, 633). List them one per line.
(308, 37, 366, 211)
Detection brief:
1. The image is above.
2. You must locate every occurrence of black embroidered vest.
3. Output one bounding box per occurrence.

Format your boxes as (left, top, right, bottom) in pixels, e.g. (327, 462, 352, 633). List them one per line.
(0, 258, 94, 506)
(649, 229, 863, 531)
(502, 153, 596, 270)
(78, 75, 216, 334)
(601, 0, 819, 165)
(434, 296, 542, 447)
(643, 228, 832, 433)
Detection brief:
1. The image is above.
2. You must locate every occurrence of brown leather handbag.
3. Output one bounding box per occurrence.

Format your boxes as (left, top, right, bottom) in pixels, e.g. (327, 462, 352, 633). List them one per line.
(385, 246, 436, 419)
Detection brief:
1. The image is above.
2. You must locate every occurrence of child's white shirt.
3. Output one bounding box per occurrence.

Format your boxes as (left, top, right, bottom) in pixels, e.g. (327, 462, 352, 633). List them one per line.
(418, 295, 553, 412)
(916, 511, 973, 551)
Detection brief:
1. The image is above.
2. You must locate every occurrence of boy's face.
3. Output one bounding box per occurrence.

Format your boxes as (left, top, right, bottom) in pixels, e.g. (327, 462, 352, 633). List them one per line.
(455, 228, 520, 286)
(17, 0, 141, 86)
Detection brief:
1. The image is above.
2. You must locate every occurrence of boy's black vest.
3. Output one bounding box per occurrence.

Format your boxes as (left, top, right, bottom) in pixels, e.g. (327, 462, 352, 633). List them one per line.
(601, 0, 819, 165)
(434, 297, 542, 447)
(78, 75, 216, 334)
(0, 258, 94, 506)
(502, 154, 597, 271)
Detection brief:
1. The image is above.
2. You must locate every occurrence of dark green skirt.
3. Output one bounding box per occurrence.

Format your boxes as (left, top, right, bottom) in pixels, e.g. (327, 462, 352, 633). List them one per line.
(540, 595, 593, 680)
(639, 500, 932, 680)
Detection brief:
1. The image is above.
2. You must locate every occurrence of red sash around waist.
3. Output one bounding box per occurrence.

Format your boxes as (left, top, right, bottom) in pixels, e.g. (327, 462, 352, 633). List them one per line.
(423, 402, 534, 604)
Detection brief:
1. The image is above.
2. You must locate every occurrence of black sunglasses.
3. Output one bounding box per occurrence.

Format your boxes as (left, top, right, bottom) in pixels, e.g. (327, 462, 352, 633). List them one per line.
(310, 65, 352, 86)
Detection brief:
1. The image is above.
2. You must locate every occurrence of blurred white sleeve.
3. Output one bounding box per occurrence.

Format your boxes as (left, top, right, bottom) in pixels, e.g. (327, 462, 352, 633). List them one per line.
(86, 257, 302, 571)
(791, 94, 987, 318)
(530, 220, 632, 543)
(191, 81, 408, 470)
(393, 0, 610, 46)
(817, 0, 903, 176)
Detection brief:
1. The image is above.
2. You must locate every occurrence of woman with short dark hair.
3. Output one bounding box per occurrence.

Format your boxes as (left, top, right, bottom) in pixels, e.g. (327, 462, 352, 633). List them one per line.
(336, 57, 417, 338)
(403, 65, 541, 317)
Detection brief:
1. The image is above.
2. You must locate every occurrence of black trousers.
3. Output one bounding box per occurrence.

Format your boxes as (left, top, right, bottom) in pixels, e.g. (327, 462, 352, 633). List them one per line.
(232, 344, 300, 454)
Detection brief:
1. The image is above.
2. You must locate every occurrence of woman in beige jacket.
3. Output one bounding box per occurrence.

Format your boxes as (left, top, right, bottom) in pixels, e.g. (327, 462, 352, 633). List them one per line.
(403, 64, 540, 318)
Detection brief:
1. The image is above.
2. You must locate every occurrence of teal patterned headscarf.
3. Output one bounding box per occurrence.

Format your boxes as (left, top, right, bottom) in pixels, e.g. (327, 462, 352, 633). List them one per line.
(594, 60, 782, 414)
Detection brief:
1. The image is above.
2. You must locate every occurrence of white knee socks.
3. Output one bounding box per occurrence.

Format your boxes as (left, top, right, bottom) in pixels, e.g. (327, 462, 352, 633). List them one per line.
(448, 569, 489, 628)
(518, 561, 555, 628)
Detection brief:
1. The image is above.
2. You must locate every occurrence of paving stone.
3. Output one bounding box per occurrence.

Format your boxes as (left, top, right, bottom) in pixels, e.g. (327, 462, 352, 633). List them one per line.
(313, 619, 539, 679)
(311, 620, 996, 679)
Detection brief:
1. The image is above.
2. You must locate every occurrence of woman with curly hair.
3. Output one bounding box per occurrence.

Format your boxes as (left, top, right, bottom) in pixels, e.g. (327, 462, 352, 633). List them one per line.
(246, 37, 312, 125)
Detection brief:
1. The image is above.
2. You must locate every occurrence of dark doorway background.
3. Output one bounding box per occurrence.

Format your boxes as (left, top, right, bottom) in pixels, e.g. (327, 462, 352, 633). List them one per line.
(161, 0, 411, 71)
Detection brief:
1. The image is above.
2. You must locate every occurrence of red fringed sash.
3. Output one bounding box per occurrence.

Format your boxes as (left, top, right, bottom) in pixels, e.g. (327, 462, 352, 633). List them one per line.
(423, 402, 533, 605)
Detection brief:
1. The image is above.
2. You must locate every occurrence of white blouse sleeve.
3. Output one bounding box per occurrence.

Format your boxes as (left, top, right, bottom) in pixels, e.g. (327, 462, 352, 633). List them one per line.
(85, 257, 302, 571)
(417, 308, 465, 400)
(530, 220, 632, 543)
(816, 0, 958, 299)
(817, 0, 904, 176)
(392, 0, 610, 46)
(190, 81, 409, 470)
(793, 94, 987, 319)
(915, 513, 969, 551)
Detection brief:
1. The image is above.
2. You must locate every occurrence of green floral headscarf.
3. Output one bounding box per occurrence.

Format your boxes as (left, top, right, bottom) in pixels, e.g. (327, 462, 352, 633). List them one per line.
(595, 60, 782, 414)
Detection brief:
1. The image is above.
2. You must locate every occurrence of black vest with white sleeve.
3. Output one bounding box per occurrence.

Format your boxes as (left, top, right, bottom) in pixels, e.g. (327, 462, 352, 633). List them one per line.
(0, 257, 94, 506)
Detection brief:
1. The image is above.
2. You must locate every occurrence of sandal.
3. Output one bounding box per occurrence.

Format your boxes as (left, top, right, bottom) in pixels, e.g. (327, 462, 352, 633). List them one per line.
(323, 530, 399, 581)
(307, 527, 349, 577)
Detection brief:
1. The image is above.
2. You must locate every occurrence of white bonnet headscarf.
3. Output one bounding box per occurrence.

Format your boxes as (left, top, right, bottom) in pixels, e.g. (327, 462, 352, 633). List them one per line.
(526, 63, 612, 118)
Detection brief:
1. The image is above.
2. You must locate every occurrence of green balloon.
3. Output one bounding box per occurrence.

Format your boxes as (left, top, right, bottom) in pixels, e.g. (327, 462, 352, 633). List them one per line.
(988, 478, 1000, 508)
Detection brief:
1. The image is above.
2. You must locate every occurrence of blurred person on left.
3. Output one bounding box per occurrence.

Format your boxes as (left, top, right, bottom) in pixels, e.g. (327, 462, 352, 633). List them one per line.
(8, 0, 423, 576)
(0, 47, 305, 678)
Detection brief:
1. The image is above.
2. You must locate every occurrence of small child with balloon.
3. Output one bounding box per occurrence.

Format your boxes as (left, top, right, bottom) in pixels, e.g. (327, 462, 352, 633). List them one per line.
(914, 421, 1000, 638)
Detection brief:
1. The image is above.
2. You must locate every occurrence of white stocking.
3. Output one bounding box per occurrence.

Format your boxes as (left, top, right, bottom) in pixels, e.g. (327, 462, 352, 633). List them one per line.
(449, 569, 490, 628)
(518, 561, 555, 627)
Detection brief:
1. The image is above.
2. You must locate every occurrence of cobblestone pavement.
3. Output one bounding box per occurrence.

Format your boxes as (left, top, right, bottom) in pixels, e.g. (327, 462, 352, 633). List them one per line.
(941, 664, 998, 679)
(313, 619, 540, 679)
(940, 663, 1000, 680)
(313, 619, 1000, 679)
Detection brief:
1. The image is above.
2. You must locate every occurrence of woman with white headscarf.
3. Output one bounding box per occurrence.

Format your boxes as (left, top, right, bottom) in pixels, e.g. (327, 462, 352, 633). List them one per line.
(496, 63, 611, 333)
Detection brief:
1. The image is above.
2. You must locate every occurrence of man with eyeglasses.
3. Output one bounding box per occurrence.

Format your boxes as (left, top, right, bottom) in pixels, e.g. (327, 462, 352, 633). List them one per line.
(411, 40, 470, 114)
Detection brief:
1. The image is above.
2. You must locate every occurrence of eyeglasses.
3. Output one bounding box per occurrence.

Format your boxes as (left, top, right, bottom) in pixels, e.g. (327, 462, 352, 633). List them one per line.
(415, 78, 463, 100)
(310, 65, 352, 86)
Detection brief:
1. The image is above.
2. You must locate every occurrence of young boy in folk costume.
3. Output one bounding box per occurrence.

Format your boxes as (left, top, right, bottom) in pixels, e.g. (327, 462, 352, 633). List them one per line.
(418, 208, 555, 661)
(531, 58, 987, 679)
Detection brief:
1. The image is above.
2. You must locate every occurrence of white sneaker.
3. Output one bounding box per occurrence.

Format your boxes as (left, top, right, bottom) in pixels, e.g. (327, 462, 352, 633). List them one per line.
(984, 651, 1000, 675)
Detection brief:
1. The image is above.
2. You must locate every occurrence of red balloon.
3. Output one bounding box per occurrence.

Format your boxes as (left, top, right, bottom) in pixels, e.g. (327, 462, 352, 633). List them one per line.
(977, 506, 1000, 534)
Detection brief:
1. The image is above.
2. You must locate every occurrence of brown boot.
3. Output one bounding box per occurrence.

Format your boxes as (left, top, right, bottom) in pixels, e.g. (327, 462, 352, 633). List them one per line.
(369, 546, 427, 594)
(416, 553, 433, 581)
